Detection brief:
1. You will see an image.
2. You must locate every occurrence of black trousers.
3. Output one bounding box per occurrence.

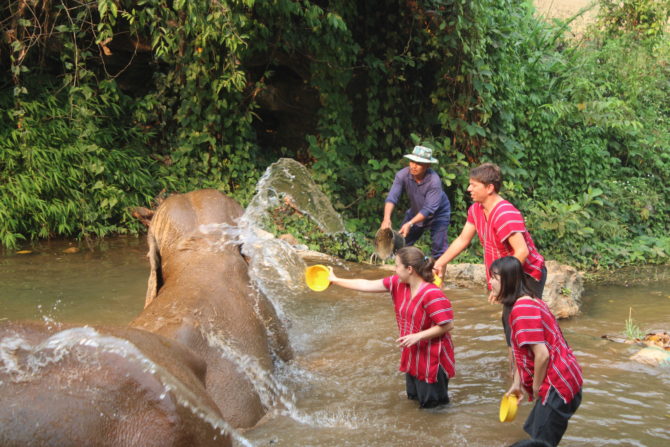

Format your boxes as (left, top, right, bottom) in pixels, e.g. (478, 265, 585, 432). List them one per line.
(405, 367, 450, 408)
(524, 387, 582, 447)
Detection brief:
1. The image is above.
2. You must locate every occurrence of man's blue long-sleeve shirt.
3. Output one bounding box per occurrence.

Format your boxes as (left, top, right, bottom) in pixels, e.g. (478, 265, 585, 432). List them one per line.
(385, 167, 451, 227)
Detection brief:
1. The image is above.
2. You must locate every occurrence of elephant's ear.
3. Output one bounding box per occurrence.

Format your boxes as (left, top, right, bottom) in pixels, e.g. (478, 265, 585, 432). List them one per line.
(131, 206, 154, 227)
(145, 232, 163, 308)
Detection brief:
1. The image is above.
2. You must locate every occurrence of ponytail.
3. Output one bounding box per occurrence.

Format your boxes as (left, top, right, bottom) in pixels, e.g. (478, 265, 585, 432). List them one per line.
(396, 247, 435, 283)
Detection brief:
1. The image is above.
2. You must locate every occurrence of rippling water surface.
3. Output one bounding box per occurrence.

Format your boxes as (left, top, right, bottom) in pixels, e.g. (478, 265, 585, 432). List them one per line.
(1, 237, 146, 325)
(1, 241, 669, 446)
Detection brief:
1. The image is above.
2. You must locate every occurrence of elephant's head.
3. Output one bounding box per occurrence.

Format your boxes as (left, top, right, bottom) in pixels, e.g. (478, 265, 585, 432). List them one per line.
(143, 189, 245, 308)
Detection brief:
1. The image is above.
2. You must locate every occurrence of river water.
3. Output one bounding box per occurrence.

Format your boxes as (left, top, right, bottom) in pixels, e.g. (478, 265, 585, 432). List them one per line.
(1, 238, 668, 447)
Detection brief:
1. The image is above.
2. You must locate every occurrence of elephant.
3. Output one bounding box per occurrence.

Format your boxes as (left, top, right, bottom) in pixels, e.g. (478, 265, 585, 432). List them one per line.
(0, 320, 231, 447)
(130, 189, 293, 429)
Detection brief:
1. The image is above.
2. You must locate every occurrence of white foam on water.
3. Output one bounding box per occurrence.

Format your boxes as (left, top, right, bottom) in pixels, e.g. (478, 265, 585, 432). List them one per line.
(205, 330, 365, 431)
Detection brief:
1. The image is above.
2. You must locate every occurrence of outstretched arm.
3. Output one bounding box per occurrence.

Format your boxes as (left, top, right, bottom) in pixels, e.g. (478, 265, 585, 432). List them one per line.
(328, 268, 387, 293)
(382, 171, 404, 229)
(433, 222, 477, 275)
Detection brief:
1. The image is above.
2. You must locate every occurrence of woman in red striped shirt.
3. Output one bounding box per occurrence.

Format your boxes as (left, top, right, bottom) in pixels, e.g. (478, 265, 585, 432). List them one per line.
(490, 256, 582, 447)
(329, 246, 455, 408)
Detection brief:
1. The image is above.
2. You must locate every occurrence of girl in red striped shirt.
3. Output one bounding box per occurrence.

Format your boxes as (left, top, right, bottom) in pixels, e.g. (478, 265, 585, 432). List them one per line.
(329, 246, 455, 408)
(490, 256, 582, 447)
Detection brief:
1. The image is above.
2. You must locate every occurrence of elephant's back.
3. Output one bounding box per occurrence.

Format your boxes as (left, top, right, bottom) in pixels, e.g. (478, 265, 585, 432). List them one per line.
(184, 189, 244, 226)
(150, 189, 244, 255)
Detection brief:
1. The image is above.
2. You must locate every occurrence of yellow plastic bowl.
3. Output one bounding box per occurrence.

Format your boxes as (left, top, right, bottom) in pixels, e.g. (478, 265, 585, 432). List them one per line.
(433, 274, 442, 287)
(499, 394, 519, 422)
(305, 265, 330, 292)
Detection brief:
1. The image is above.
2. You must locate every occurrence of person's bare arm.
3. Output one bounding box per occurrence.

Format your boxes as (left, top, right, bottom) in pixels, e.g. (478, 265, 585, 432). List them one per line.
(530, 343, 550, 399)
(398, 212, 426, 237)
(381, 202, 395, 229)
(507, 232, 530, 264)
(506, 366, 524, 399)
(433, 222, 477, 275)
(328, 268, 387, 292)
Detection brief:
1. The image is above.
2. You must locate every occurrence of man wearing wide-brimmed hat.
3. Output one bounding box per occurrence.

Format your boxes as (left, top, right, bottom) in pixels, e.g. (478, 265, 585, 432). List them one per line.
(381, 145, 451, 258)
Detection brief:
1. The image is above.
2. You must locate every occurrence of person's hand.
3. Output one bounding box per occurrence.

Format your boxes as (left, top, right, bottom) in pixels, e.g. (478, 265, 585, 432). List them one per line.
(506, 384, 523, 402)
(487, 290, 499, 304)
(433, 260, 445, 277)
(327, 266, 338, 282)
(532, 385, 541, 400)
(396, 332, 422, 348)
(398, 222, 412, 237)
(380, 219, 392, 230)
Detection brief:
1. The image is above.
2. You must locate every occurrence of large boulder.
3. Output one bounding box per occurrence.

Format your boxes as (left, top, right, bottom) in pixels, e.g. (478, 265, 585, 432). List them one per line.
(541, 261, 584, 319)
(442, 261, 583, 319)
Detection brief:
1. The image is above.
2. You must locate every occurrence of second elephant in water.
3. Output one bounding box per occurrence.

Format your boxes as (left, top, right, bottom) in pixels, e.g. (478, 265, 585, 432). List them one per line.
(0, 321, 231, 447)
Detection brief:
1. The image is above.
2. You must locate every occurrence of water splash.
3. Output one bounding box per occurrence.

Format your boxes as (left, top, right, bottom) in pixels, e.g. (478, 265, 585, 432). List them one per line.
(0, 327, 253, 447)
(236, 159, 348, 316)
(241, 158, 345, 234)
(194, 159, 366, 434)
(36, 299, 64, 332)
(205, 331, 364, 431)
(202, 159, 352, 311)
(206, 330, 296, 411)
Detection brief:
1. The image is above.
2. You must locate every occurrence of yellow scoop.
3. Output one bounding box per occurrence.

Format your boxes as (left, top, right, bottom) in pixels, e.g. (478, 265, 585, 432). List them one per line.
(433, 274, 442, 287)
(499, 394, 519, 422)
(305, 265, 330, 291)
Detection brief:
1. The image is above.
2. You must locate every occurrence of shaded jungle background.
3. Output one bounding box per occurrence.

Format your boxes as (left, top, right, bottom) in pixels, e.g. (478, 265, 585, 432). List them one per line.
(1, 0, 670, 271)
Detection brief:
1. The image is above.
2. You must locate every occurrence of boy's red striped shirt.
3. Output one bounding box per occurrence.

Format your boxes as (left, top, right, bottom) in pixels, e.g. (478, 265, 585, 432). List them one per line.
(467, 200, 545, 287)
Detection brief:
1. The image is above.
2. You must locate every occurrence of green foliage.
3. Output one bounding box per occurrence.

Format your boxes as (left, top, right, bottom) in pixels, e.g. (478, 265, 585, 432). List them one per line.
(261, 200, 372, 263)
(598, 0, 670, 40)
(624, 307, 646, 340)
(0, 77, 163, 247)
(0, 0, 668, 273)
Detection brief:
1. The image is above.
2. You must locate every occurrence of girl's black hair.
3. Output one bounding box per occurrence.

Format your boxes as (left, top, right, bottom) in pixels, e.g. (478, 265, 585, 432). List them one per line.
(489, 256, 536, 307)
(396, 246, 435, 283)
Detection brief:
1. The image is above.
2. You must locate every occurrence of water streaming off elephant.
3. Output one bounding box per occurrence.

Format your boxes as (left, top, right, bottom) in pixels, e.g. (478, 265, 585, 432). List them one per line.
(2, 241, 670, 446)
(0, 324, 248, 446)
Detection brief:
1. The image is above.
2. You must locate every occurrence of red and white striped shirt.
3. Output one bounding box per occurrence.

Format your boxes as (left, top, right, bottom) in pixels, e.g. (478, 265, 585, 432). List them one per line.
(382, 275, 455, 383)
(467, 200, 545, 286)
(509, 298, 583, 404)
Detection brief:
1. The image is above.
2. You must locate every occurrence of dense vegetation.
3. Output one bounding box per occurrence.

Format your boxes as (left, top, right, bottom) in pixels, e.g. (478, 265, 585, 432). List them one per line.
(1, 0, 669, 270)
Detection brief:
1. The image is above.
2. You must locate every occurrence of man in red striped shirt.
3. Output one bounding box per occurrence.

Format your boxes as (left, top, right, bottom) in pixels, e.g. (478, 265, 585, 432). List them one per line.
(433, 163, 546, 346)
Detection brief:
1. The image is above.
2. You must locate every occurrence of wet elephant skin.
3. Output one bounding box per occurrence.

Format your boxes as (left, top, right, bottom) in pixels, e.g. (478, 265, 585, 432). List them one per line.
(0, 321, 231, 447)
(130, 189, 292, 429)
